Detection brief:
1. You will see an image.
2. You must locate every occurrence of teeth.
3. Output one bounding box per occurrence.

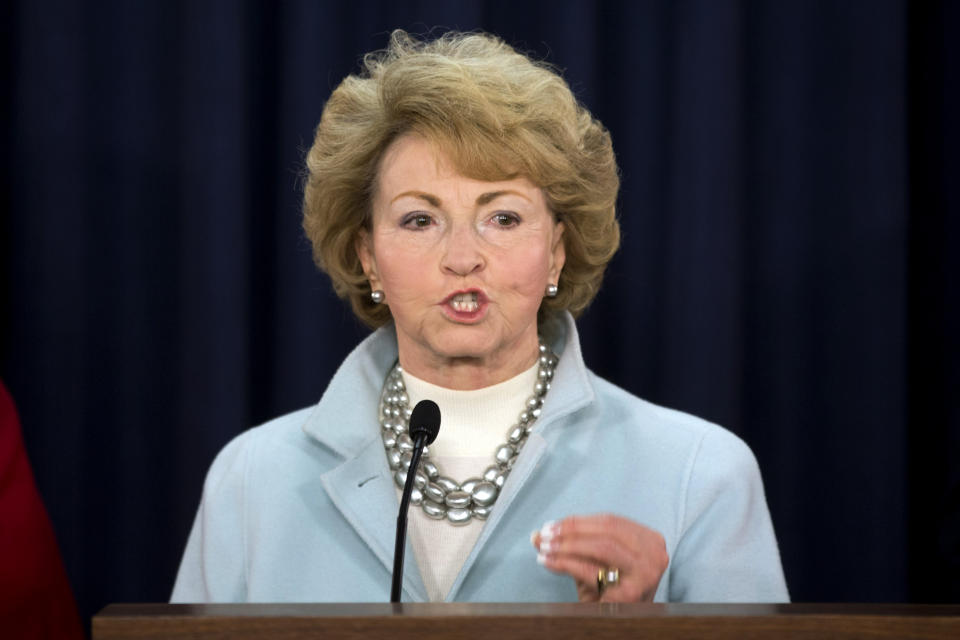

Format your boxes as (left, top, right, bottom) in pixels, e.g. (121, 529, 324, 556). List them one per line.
(450, 292, 479, 312)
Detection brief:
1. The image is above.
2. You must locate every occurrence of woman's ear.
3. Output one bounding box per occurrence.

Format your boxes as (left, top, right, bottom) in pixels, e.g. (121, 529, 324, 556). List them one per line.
(549, 220, 566, 283)
(355, 230, 380, 290)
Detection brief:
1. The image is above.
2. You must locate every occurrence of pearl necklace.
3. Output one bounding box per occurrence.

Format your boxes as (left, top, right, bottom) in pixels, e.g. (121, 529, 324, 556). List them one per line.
(379, 343, 559, 526)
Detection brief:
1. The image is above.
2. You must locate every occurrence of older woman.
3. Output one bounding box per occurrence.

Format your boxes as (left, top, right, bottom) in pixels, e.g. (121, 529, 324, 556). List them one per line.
(172, 30, 788, 603)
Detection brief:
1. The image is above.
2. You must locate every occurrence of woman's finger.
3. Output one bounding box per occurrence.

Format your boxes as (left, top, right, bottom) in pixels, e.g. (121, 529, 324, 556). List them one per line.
(532, 514, 669, 603)
(537, 514, 660, 551)
(538, 547, 606, 586)
(538, 529, 635, 569)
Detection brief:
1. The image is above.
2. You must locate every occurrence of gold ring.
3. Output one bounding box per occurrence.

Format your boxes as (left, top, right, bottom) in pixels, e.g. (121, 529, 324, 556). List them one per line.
(597, 566, 620, 595)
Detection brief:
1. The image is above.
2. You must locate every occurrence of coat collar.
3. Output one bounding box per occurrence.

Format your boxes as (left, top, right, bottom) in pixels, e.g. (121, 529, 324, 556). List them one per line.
(301, 312, 595, 601)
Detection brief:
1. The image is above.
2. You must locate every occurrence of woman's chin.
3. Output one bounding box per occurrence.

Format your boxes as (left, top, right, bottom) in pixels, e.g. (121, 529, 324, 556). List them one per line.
(426, 326, 537, 366)
(430, 335, 501, 362)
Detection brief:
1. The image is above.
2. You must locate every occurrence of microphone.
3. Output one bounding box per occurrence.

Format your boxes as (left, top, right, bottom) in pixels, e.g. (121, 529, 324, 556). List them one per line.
(391, 399, 441, 603)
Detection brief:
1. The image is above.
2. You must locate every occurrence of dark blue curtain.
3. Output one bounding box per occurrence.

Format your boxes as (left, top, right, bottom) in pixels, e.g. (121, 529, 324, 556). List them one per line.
(2, 0, 958, 632)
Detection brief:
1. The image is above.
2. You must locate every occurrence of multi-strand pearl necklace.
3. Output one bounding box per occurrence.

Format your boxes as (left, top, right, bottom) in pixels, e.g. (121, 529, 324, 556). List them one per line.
(379, 343, 559, 526)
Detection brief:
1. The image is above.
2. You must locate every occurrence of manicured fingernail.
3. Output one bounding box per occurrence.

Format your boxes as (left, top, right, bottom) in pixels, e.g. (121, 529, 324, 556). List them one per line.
(539, 538, 554, 553)
(536, 552, 548, 565)
(539, 520, 558, 540)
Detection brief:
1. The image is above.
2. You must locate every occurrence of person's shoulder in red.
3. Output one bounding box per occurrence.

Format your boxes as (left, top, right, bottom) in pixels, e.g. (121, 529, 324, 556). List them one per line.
(0, 380, 83, 639)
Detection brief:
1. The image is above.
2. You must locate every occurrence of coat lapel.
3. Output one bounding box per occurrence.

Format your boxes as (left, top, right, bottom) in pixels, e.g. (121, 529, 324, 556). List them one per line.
(320, 437, 428, 601)
(302, 324, 428, 601)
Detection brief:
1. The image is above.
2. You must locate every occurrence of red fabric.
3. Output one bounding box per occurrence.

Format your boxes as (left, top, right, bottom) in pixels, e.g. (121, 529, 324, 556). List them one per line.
(0, 381, 83, 639)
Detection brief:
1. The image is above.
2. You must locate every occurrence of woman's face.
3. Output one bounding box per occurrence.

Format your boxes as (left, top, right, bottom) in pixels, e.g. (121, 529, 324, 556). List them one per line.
(357, 134, 565, 388)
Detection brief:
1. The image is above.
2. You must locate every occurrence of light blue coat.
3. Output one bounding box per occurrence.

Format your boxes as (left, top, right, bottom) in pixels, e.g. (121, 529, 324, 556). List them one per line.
(171, 314, 788, 602)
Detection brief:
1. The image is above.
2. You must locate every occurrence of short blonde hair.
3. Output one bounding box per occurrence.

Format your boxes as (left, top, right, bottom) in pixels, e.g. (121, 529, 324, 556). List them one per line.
(303, 30, 620, 328)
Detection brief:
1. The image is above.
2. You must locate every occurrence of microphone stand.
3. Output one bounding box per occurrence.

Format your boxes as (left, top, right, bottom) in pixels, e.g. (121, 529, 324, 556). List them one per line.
(391, 433, 428, 603)
(390, 399, 439, 603)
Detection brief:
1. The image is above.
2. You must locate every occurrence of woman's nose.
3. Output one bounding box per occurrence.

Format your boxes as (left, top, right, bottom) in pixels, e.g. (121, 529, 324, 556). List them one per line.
(440, 224, 485, 276)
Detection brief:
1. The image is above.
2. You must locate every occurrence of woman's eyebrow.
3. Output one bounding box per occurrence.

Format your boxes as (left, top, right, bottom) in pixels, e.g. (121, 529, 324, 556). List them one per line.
(390, 191, 441, 206)
(476, 190, 531, 205)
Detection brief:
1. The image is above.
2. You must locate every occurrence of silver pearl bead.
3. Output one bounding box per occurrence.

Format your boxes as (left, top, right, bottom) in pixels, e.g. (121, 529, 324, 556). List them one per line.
(410, 487, 423, 505)
(422, 501, 446, 519)
(397, 434, 414, 452)
(446, 507, 472, 525)
(444, 490, 472, 509)
(483, 465, 500, 482)
(460, 477, 481, 495)
(387, 449, 402, 469)
(471, 481, 498, 507)
(382, 431, 397, 449)
(434, 476, 460, 493)
(519, 410, 531, 424)
(421, 460, 439, 479)
(397, 392, 409, 406)
(472, 505, 491, 520)
(531, 408, 542, 420)
(494, 471, 506, 489)
(534, 381, 546, 396)
(506, 425, 524, 443)
(400, 451, 413, 469)
(526, 396, 542, 409)
(393, 421, 407, 435)
(403, 407, 413, 420)
(495, 444, 515, 466)
(424, 482, 445, 503)
(393, 469, 407, 488)
(539, 343, 548, 353)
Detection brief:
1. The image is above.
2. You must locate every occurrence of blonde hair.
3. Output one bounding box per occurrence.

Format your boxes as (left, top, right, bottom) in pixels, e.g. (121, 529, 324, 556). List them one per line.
(303, 30, 620, 328)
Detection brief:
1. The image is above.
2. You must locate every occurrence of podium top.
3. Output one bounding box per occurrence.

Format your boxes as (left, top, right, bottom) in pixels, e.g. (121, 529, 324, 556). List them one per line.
(94, 602, 960, 639)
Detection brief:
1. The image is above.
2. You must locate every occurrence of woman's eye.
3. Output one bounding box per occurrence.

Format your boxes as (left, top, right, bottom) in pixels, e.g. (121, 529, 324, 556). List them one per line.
(492, 212, 520, 227)
(402, 213, 433, 229)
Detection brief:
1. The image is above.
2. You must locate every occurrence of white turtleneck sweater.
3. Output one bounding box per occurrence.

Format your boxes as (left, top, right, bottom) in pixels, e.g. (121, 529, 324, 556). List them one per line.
(399, 361, 540, 602)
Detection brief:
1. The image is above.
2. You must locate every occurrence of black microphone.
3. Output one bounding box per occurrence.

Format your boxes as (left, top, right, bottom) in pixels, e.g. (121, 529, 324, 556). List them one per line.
(391, 399, 441, 603)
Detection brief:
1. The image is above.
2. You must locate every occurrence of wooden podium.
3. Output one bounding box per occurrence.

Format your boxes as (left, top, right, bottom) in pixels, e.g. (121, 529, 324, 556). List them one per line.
(94, 602, 960, 639)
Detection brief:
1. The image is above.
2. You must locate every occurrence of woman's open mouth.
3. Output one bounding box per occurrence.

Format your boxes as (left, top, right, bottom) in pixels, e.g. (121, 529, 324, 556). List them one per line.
(449, 292, 479, 313)
(442, 290, 488, 321)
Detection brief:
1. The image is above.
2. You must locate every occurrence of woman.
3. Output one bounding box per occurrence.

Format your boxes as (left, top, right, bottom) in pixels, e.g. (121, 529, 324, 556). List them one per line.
(172, 30, 788, 603)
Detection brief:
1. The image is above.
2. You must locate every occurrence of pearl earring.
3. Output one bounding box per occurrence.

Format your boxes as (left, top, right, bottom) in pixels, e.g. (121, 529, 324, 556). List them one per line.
(545, 284, 558, 298)
(370, 290, 385, 304)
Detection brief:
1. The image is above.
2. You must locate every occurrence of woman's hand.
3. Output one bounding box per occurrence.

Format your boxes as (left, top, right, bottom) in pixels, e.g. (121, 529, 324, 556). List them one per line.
(531, 514, 669, 602)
